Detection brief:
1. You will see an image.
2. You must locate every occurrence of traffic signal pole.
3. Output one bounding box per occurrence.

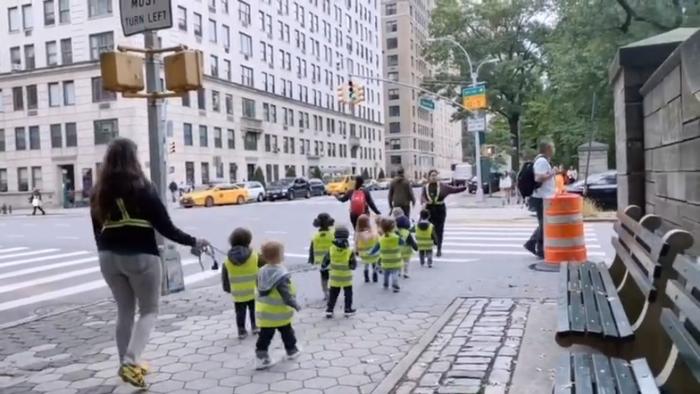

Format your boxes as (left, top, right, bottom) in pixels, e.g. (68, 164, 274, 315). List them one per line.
(145, 31, 166, 246)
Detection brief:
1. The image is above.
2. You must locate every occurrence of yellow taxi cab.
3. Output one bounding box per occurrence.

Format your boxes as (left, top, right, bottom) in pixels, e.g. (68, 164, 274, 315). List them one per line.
(325, 175, 355, 196)
(180, 184, 250, 208)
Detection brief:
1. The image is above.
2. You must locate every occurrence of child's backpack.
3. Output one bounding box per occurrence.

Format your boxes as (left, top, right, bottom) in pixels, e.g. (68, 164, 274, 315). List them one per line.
(350, 190, 366, 216)
(517, 156, 541, 198)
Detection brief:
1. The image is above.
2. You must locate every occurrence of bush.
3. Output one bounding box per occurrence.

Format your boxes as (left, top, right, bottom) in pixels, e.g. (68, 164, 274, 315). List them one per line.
(253, 167, 266, 188)
(310, 166, 323, 179)
(285, 166, 296, 177)
(361, 168, 370, 179)
(582, 198, 601, 218)
(378, 169, 386, 179)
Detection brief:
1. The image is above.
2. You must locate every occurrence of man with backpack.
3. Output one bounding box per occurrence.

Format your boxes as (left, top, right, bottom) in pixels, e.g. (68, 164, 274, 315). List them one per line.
(337, 176, 381, 229)
(518, 141, 556, 259)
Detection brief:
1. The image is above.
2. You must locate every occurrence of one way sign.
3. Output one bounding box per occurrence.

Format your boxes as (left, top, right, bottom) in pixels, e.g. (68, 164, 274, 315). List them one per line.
(120, 0, 173, 37)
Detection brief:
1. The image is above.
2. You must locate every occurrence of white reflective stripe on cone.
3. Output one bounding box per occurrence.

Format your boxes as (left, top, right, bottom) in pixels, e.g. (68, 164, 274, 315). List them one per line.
(544, 213, 584, 224)
(544, 237, 587, 248)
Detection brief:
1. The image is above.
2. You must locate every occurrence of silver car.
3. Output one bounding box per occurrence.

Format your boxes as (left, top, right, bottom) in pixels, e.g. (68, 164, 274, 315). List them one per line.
(237, 181, 266, 202)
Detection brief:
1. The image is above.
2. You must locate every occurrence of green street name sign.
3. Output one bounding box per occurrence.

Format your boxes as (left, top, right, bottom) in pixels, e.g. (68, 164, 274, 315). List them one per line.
(419, 97, 435, 111)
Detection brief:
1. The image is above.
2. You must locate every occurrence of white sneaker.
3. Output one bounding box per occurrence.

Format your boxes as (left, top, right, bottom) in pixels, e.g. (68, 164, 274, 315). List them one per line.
(255, 356, 272, 370)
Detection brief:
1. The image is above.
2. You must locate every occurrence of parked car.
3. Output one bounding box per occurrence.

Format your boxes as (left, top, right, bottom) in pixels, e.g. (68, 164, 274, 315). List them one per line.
(180, 184, 249, 208)
(325, 175, 355, 196)
(467, 176, 500, 194)
(237, 181, 266, 202)
(308, 178, 326, 196)
(365, 179, 379, 191)
(266, 178, 312, 201)
(376, 179, 390, 190)
(567, 170, 617, 210)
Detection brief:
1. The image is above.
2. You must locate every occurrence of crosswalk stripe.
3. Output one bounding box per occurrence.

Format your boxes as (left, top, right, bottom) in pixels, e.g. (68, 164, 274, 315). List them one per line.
(445, 226, 596, 232)
(0, 247, 30, 254)
(0, 257, 98, 280)
(0, 258, 201, 313)
(431, 258, 479, 263)
(443, 236, 597, 242)
(440, 249, 606, 257)
(286, 253, 308, 258)
(0, 249, 60, 260)
(443, 232, 596, 237)
(0, 251, 91, 269)
(440, 242, 601, 249)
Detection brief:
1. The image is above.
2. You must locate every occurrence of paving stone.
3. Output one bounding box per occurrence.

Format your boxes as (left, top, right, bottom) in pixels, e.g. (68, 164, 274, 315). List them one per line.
(251, 371, 285, 384)
(487, 368, 511, 386)
(436, 384, 481, 393)
(394, 381, 416, 394)
(61, 370, 94, 382)
(419, 372, 442, 387)
(270, 379, 303, 391)
(455, 357, 491, 364)
(446, 369, 486, 379)
(33, 380, 70, 391)
(184, 378, 218, 390)
(68, 378, 103, 389)
(304, 377, 337, 389)
(171, 370, 204, 382)
(338, 374, 371, 386)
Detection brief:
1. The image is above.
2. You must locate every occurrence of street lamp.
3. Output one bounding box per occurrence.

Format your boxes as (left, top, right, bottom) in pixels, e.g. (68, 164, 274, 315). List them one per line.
(427, 36, 496, 202)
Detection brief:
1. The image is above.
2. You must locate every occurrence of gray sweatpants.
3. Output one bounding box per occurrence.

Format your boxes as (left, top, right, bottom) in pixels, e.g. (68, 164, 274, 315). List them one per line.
(99, 251, 161, 365)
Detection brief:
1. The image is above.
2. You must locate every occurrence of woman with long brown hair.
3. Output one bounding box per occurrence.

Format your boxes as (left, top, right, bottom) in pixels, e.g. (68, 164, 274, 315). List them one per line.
(91, 138, 207, 388)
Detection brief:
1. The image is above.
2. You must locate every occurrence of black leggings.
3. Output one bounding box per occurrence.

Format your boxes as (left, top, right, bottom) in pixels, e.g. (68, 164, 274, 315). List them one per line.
(234, 300, 256, 331)
(427, 204, 446, 250)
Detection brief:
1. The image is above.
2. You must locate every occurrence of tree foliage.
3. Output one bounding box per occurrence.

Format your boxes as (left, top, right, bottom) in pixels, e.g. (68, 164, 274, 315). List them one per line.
(252, 167, 266, 187)
(310, 166, 323, 180)
(285, 166, 296, 177)
(377, 169, 386, 180)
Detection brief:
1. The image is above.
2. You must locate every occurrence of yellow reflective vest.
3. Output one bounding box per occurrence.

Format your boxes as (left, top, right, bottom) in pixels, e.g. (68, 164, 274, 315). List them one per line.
(379, 233, 402, 270)
(224, 252, 259, 303)
(415, 224, 434, 251)
(424, 183, 444, 205)
(256, 282, 297, 328)
(356, 237, 379, 264)
(312, 230, 334, 265)
(101, 198, 152, 231)
(398, 228, 413, 262)
(329, 246, 353, 287)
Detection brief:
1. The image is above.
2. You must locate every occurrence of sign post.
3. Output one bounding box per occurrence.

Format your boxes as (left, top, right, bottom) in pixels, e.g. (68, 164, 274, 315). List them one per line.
(463, 84, 488, 201)
(419, 97, 435, 112)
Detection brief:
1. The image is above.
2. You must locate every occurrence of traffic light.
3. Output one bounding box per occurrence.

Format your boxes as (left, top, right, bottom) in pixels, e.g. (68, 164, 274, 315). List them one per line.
(354, 84, 365, 104)
(336, 84, 347, 103)
(348, 80, 356, 102)
(100, 52, 145, 93)
(164, 50, 204, 93)
(169, 141, 176, 154)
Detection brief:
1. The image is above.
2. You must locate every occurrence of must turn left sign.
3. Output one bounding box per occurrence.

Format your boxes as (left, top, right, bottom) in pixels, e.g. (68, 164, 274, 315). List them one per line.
(120, 0, 173, 37)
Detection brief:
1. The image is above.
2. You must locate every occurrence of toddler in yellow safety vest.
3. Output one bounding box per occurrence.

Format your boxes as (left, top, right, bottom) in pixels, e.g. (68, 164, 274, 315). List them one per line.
(308, 213, 335, 300)
(396, 213, 418, 279)
(355, 214, 380, 283)
(321, 226, 357, 318)
(414, 209, 438, 268)
(221, 228, 265, 340)
(255, 241, 301, 370)
(376, 217, 406, 292)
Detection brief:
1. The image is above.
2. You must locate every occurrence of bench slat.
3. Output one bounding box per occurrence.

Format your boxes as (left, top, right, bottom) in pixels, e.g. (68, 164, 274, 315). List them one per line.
(597, 262, 634, 339)
(666, 280, 700, 336)
(610, 358, 639, 394)
(612, 237, 656, 301)
(569, 265, 586, 333)
(557, 264, 572, 334)
(614, 222, 661, 278)
(580, 263, 603, 334)
(573, 353, 593, 394)
(660, 308, 700, 383)
(672, 254, 700, 294)
(554, 353, 573, 394)
(617, 212, 667, 259)
(630, 359, 659, 394)
(590, 265, 619, 338)
(591, 353, 616, 394)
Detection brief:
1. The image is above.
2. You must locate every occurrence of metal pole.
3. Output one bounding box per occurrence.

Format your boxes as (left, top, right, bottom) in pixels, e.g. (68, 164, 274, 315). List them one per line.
(145, 31, 166, 244)
(472, 75, 484, 202)
(583, 92, 598, 194)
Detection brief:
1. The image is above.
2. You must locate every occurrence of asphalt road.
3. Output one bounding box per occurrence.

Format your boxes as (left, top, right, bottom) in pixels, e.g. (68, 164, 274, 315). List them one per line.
(0, 190, 615, 327)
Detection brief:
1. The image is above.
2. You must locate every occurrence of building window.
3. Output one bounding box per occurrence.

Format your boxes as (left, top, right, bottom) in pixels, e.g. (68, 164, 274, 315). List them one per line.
(242, 98, 256, 118)
(239, 1, 251, 25)
(31, 167, 43, 189)
(44, 1, 56, 26)
(22, 4, 33, 30)
(60, 38, 72, 64)
(197, 88, 206, 110)
(208, 19, 217, 42)
(185, 162, 195, 186)
(10, 47, 21, 69)
(92, 77, 116, 102)
(389, 122, 401, 133)
(12, 87, 23, 111)
(387, 38, 398, 49)
(240, 33, 253, 57)
(88, 0, 112, 18)
(183, 123, 193, 146)
(59, 0, 70, 23)
(229, 163, 237, 183)
(388, 89, 399, 100)
(65, 122, 77, 147)
(48, 83, 61, 107)
(29, 126, 40, 150)
(199, 125, 208, 147)
(224, 59, 232, 81)
(241, 66, 254, 86)
(389, 106, 400, 117)
(177, 6, 187, 30)
(46, 41, 58, 66)
(201, 162, 210, 185)
(51, 124, 62, 148)
(227, 129, 235, 149)
(214, 127, 223, 148)
(386, 21, 397, 33)
(15, 127, 26, 151)
(0, 130, 5, 152)
(17, 167, 29, 192)
(212, 90, 220, 112)
(222, 24, 231, 49)
(387, 55, 398, 67)
(244, 132, 257, 151)
(194, 13, 202, 37)
(8, 7, 20, 32)
(225, 94, 233, 115)
(26, 85, 38, 110)
(94, 119, 119, 145)
(24, 44, 35, 70)
(390, 155, 402, 165)
(63, 81, 75, 106)
(390, 138, 400, 150)
(385, 3, 397, 15)
(0, 169, 7, 192)
(89, 31, 114, 60)
(181, 92, 190, 107)
(209, 54, 218, 77)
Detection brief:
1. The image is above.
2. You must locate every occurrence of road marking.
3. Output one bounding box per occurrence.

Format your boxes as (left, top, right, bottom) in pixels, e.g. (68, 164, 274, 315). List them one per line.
(0, 258, 201, 313)
(285, 253, 308, 258)
(0, 247, 29, 254)
(56, 236, 80, 240)
(440, 242, 601, 249)
(443, 236, 597, 242)
(0, 249, 59, 260)
(444, 227, 595, 234)
(54, 223, 70, 227)
(430, 258, 479, 263)
(440, 249, 606, 257)
(3, 235, 26, 238)
(0, 257, 98, 280)
(0, 251, 91, 269)
(265, 230, 288, 235)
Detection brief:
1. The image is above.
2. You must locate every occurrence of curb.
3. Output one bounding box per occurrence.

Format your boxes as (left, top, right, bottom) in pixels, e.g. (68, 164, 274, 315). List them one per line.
(372, 297, 465, 394)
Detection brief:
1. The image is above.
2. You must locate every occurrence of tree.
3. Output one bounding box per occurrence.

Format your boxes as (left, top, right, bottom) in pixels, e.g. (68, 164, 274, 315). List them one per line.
(252, 167, 265, 187)
(427, 0, 550, 170)
(310, 166, 323, 180)
(378, 169, 386, 179)
(361, 168, 370, 180)
(285, 166, 296, 177)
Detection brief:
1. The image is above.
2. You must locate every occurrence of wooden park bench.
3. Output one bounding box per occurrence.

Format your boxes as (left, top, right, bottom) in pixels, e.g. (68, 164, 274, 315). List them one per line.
(556, 205, 693, 355)
(554, 252, 700, 393)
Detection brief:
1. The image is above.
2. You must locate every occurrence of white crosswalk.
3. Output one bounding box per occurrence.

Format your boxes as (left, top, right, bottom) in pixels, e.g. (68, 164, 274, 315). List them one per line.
(0, 245, 315, 316)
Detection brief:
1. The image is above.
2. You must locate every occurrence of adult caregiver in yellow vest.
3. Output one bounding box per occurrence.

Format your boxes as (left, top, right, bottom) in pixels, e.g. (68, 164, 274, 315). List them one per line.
(90, 138, 208, 389)
(421, 169, 467, 257)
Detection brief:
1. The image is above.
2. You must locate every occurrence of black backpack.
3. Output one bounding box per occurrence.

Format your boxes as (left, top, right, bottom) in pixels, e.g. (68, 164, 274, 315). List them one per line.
(517, 156, 542, 197)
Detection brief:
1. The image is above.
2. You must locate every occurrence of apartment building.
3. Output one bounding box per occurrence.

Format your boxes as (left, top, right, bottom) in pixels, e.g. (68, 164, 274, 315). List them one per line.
(0, 0, 385, 207)
(381, 0, 461, 180)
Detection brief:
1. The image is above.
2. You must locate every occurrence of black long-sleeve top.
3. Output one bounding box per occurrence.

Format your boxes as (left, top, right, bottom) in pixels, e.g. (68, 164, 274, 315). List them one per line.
(337, 188, 381, 215)
(91, 183, 197, 256)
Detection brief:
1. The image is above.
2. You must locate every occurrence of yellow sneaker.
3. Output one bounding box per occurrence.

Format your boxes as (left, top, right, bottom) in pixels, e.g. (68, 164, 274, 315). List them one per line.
(118, 364, 146, 388)
(136, 362, 150, 376)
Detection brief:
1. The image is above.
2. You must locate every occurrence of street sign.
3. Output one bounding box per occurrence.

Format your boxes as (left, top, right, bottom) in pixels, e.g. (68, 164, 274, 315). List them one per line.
(467, 114, 486, 132)
(120, 0, 173, 37)
(462, 84, 487, 110)
(419, 97, 435, 111)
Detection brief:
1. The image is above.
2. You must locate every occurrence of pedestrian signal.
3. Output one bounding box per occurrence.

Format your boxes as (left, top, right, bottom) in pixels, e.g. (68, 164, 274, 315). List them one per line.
(100, 52, 145, 93)
(354, 84, 365, 104)
(336, 84, 347, 103)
